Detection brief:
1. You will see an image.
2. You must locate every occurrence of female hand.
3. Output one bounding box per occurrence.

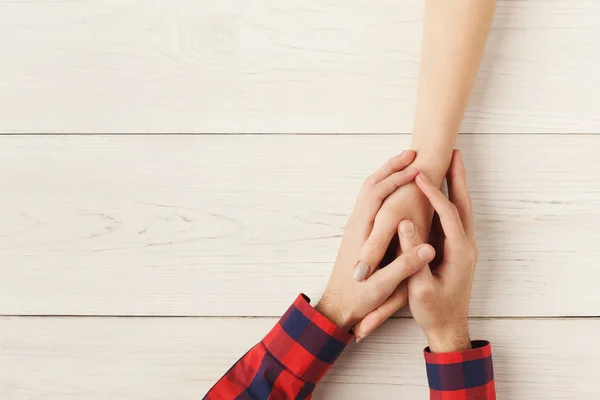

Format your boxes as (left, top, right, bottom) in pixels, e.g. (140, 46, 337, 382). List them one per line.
(347, 164, 436, 338)
(315, 151, 436, 330)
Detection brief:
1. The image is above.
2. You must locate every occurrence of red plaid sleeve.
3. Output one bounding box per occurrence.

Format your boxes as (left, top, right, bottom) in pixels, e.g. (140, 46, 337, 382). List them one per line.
(424, 340, 496, 400)
(204, 294, 352, 400)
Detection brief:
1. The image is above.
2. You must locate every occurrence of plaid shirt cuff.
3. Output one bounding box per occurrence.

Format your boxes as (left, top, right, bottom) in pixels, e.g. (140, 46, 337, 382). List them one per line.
(424, 340, 496, 399)
(262, 294, 353, 384)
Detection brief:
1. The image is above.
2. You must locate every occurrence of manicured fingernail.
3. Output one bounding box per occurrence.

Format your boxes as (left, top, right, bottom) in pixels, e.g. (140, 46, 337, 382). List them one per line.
(418, 173, 430, 182)
(400, 220, 415, 237)
(356, 333, 369, 343)
(353, 261, 370, 282)
(418, 245, 434, 261)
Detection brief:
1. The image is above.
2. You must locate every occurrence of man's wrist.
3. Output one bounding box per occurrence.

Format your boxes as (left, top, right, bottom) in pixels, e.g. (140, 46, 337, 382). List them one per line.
(426, 324, 472, 353)
(314, 295, 353, 330)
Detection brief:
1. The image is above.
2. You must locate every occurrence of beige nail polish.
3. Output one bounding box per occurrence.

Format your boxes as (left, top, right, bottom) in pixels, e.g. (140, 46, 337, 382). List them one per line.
(356, 332, 370, 343)
(353, 261, 370, 282)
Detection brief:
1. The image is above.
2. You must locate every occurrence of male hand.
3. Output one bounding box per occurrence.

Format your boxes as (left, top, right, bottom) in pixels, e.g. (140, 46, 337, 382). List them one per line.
(409, 150, 478, 352)
(315, 151, 436, 330)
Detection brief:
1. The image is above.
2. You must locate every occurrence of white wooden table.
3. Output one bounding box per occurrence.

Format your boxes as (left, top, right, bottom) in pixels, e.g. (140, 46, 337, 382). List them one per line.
(1, 1, 599, 399)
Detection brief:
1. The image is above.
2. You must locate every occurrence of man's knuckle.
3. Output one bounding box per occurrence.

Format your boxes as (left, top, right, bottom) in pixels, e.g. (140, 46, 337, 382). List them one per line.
(391, 259, 407, 277)
(414, 283, 435, 301)
(403, 255, 421, 274)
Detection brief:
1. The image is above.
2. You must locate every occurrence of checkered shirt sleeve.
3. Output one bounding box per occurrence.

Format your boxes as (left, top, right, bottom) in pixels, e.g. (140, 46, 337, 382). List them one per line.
(203, 294, 352, 400)
(425, 340, 496, 399)
(204, 294, 496, 400)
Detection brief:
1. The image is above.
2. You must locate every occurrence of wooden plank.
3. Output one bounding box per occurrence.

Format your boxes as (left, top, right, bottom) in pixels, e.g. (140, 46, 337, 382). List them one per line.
(1, 317, 599, 399)
(0, 0, 598, 133)
(1, 135, 600, 316)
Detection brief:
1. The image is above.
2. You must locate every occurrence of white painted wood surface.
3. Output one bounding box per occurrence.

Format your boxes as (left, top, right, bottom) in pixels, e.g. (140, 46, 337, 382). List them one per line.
(2, 0, 600, 398)
(2, 135, 600, 317)
(2, 317, 598, 400)
(1, 0, 599, 133)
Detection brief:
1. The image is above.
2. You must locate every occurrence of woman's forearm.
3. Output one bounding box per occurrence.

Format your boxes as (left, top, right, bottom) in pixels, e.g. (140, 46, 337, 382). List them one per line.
(411, 0, 496, 185)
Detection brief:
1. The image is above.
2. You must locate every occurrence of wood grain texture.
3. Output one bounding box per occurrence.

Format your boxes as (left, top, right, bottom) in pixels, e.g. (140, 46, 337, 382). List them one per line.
(0, 0, 599, 133)
(1, 135, 599, 317)
(1, 316, 599, 399)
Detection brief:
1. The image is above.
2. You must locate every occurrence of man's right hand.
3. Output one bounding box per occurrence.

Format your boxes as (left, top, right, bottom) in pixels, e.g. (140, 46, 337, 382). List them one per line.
(408, 150, 478, 353)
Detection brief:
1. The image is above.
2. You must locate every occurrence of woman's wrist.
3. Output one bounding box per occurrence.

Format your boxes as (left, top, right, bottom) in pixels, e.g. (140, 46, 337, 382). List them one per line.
(410, 132, 458, 187)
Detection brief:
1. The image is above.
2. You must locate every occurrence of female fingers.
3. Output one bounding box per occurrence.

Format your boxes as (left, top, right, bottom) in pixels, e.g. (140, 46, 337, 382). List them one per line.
(353, 282, 408, 342)
(365, 150, 416, 186)
(372, 167, 419, 203)
(357, 166, 419, 226)
(354, 220, 432, 341)
(354, 227, 434, 340)
(352, 216, 397, 282)
(352, 169, 419, 283)
(352, 152, 419, 282)
(352, 152, 417, 237)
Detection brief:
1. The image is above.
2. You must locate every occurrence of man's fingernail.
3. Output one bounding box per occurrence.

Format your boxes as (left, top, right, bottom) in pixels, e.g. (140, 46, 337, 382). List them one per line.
(400, 221, 415, 237)
(418, 173, 430, 182)
(353, 261, 370, 282)
(418, 245, 434, 261)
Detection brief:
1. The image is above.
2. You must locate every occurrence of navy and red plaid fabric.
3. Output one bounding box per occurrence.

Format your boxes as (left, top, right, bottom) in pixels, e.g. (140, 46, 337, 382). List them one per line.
(204, 294, 351, 400)
(204, 294, 495, 399)
(425, 340, 495, 399)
